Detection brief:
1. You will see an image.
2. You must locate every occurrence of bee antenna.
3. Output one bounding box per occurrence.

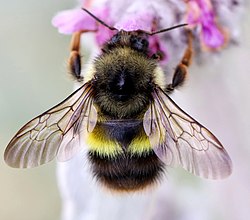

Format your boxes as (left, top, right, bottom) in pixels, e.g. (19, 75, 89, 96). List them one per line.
(82, 8, 117, 31)
(148, 23, 188, 36)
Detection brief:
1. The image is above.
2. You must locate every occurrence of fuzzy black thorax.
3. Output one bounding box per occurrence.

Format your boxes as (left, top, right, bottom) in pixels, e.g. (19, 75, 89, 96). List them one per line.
(92, 41, 157, 118)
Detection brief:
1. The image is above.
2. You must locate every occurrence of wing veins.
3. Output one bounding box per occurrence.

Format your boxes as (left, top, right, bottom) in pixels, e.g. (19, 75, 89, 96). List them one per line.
(4, 81, 98, 168)
(144, 86, 232, 179)
(63, 88, 93, 135)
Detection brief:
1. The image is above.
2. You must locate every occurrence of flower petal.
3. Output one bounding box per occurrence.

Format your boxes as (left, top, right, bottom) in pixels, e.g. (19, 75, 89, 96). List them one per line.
(201, 24, 225, 49)
(114, 11, 154, 32)
(52, 9, 97, 34)
(186, 0, 226, 49)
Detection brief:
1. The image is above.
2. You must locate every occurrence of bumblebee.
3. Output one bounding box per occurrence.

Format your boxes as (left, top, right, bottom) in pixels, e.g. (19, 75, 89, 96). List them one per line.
(4, 9, 232, 192)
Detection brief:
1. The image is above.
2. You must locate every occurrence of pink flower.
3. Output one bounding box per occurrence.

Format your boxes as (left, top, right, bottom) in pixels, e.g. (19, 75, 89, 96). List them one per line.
(52, 7, 114, 45)
(52, 0, 241, 63)
(113, 9, 169, 61)
(52, 0, 176, 63)
(187, 0, 226, 50)
(52, 8, 96, 34)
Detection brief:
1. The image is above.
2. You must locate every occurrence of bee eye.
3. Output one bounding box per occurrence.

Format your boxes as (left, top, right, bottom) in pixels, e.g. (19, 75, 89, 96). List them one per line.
(130, 37, 149, 52)
(110, 34, 121, 44)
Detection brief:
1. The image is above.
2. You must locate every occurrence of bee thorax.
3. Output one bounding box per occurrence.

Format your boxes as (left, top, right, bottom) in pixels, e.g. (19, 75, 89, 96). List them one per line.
(93, 47, 157, 118)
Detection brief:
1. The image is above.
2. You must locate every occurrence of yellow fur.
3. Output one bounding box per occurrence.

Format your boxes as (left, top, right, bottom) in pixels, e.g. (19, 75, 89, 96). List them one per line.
(83, 64, 96, 84)
(154, 66, 166, 90)
(128, 134, 152, 155)
(86, 128, 123, 157)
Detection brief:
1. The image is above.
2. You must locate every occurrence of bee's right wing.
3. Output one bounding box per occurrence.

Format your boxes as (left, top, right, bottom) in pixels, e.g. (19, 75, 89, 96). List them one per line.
(143, 86, 232, 179)
(4, 82, 97, 168)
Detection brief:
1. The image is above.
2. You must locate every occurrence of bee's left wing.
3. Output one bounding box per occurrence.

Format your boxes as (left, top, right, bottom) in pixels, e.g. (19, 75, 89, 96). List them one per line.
(4, 82, 97, 168)
(143, 87, 232, 179)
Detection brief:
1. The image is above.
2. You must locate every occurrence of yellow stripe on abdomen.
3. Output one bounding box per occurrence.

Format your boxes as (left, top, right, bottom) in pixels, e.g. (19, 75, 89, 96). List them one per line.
(128, 132, 152, 155)
(86, 126, 123, 158)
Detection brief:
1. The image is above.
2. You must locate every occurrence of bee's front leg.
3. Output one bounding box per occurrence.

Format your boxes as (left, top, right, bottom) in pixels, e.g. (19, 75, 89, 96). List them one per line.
(68, 32, 83, 82)
(165, 30, 193, 93)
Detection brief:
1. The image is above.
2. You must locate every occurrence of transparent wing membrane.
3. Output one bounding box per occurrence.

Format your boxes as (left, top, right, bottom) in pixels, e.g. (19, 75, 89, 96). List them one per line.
(143, 87, 232, 179)
(4, 82, 97, 168)
(5, 82, 232, 179)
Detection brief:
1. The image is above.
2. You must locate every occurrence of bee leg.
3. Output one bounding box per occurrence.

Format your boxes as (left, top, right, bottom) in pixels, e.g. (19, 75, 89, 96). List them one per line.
(165, 31, 193, 93)
(68, 32, 83, 82)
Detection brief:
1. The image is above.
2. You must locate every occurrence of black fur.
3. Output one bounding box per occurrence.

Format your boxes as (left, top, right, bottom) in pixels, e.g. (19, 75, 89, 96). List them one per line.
(99, 120, 142, 149)
(92, 46, 156, 119)
(103, 30, 149, 55)
(88, 150, 165, 191)
(88, 30, 164, 191)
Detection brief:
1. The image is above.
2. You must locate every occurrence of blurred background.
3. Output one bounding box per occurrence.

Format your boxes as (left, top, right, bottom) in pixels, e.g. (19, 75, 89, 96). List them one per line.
(0, 1, 250, 220)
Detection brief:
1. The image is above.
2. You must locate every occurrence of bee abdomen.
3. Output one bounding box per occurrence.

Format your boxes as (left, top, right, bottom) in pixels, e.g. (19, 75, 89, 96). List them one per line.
(88, 150, 164, 192)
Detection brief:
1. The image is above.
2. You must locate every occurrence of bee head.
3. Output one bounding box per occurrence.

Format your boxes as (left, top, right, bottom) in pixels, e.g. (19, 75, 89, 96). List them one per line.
(93, 47, 157, 118)
(104, 31, 149, 55)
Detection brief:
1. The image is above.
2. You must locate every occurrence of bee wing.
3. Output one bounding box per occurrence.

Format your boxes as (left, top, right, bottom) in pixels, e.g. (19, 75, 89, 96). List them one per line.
(143, 87, 232, 179)
(4, 82, 97, 168)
